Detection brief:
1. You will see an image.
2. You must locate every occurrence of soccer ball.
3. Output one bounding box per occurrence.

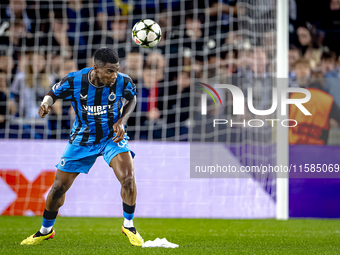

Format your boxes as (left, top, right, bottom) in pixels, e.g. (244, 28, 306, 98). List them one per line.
(132, 19, 162, 48)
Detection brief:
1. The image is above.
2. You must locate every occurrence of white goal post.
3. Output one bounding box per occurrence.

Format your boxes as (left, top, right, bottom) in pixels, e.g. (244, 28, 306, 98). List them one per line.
(276, 0, 289, 220)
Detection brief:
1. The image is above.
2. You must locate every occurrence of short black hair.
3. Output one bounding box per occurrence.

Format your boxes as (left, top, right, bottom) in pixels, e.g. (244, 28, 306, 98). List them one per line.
(94, 48, 119, 67)
(321, 51, 336, 61)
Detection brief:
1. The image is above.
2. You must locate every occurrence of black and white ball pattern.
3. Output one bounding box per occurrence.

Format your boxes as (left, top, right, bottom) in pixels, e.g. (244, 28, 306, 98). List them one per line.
(132, 19, 162, 48)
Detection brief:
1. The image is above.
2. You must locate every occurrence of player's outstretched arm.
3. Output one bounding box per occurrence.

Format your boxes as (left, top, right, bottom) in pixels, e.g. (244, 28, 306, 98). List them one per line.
(38, 91, 58, 118)
(112, 95, 137, 143)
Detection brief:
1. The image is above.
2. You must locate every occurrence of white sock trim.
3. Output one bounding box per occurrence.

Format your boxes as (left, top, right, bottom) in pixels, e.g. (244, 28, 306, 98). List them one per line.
(40, 226, 52, 234)
(123, 219, 134, 228)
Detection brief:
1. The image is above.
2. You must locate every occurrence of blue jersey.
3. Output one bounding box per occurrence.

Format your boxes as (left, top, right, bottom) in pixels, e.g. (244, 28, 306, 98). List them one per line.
(52, 67, 137, 146)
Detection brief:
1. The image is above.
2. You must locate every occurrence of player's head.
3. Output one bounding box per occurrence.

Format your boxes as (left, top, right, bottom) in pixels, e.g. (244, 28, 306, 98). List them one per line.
(93, 48, 120, 86)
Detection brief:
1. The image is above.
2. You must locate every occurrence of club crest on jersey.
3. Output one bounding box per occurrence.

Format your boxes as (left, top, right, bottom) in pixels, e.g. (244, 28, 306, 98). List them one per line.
(60, 158, 65, 166)
(108, 92, 116, 101)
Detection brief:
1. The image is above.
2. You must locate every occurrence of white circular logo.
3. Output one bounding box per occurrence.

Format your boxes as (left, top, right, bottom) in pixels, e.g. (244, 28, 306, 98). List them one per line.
(60, 158, 65, 166)
(108, 92, 116, 101)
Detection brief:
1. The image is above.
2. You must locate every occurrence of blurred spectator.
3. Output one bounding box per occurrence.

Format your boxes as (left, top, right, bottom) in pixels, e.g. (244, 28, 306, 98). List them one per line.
(96, 0, 134, 31)
(10, 52, 55, 118)
(123, 51, 144, 83)
(237, 47, 252, 71)
(155, 9, 179, 65)
(132, 0, 167, 17)
(225, 30, 243, 48)
(320, 51, 338, 77)
(0, 72, 9, 131)
(66, 0, 94, 67)
(177, 71, 191, 94)
(177, 71, 191, 139)
(93, 16, 129, 58)
(296, 22, 322, 67)
(296, 24, 315, 50)
(87, 53, 95, 68)
(238, 48, 273, 113)
(236, 0, 276, 46)
(42, 10, 86, 69)
(0, 18, 27, 73)
(96, 0, 168, 30)
(147, 51, 165, 69)
(208, 53, 223, 79)
(155, 9, 172, 48)
(292, 58, 311, 88)
(146, 52, 165, 81)
(185, 14, 203, 42)
(49, 58, 77, 139)
(263, 30, 276, 60)
(308, 70, 324, 88)
(205, 0, 241, 34)
(123, 50, 144, 140)
(321, 51, 340, 109)
(110, 16, 128, 43)
(289, 45, 301, 78)
(59, 58, 78, 79)
(0, 71, 16, 133)
(166, 71, 192, 140)
(67, 1, 91, 39)
(48, 50, 63, 81)
(43, 11, 72, 61)
(141, 64, 160, 117)
(250, 48, 272, 112)
(330, 0, 340, 11)
(183, 14, 205, 67)
(133, 61, 175, 140)
(178, 48, 204, 79)
(289, 73, 340, 145)
(135, 63, 161, 139)
(288, 45, 302, 87)
(4, 0, 32, 32)
(250, 48, 268, 76)
(205, 0, 239, 16)
(304, 47, 321, 69)
(0, 48, 14, 77)
(219, 50, 238, 85)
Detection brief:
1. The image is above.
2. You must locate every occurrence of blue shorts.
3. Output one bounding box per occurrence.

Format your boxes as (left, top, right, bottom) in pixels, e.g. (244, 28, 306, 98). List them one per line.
(56, 136, 135, 174)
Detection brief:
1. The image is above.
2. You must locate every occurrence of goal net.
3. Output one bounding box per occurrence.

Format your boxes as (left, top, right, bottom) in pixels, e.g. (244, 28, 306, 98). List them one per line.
(190, 0, 278, 217)
(0, 0, 280, 218)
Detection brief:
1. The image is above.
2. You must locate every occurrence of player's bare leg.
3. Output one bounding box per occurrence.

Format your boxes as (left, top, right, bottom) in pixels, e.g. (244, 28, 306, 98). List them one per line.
(21, 170, 79, 245)
(46, 170, 79, 211)
(110, 152, 136, 205)
(110, 152, 143, 246)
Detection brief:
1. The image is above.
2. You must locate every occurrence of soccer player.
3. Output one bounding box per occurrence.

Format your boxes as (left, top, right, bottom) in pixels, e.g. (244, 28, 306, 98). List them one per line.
(20, 48, 144, 246)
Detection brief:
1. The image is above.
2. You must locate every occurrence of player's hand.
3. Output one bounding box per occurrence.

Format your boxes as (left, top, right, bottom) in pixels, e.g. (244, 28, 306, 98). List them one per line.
(38, 104, 51, 118)
(112, 121, 125, 143)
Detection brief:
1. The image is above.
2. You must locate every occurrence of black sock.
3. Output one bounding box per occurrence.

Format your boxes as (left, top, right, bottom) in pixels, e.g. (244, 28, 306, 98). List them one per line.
(123, 202, 135, 214)
(41, 209, 58, 235)
(123, 202, 135, 220)
(43, 209, 58, 220)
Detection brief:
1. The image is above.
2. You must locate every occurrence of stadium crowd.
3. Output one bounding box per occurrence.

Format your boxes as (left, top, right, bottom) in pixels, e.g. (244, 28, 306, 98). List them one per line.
(0, 0, 340, 145)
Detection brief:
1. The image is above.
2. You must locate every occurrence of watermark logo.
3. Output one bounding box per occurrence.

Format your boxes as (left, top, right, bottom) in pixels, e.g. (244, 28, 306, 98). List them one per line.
(196, 82, 222, 115)
(197, 83, 312, 128)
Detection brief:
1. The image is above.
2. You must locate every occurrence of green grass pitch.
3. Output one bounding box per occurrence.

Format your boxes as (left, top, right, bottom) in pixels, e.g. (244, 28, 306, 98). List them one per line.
(0, 216, 339, 254)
